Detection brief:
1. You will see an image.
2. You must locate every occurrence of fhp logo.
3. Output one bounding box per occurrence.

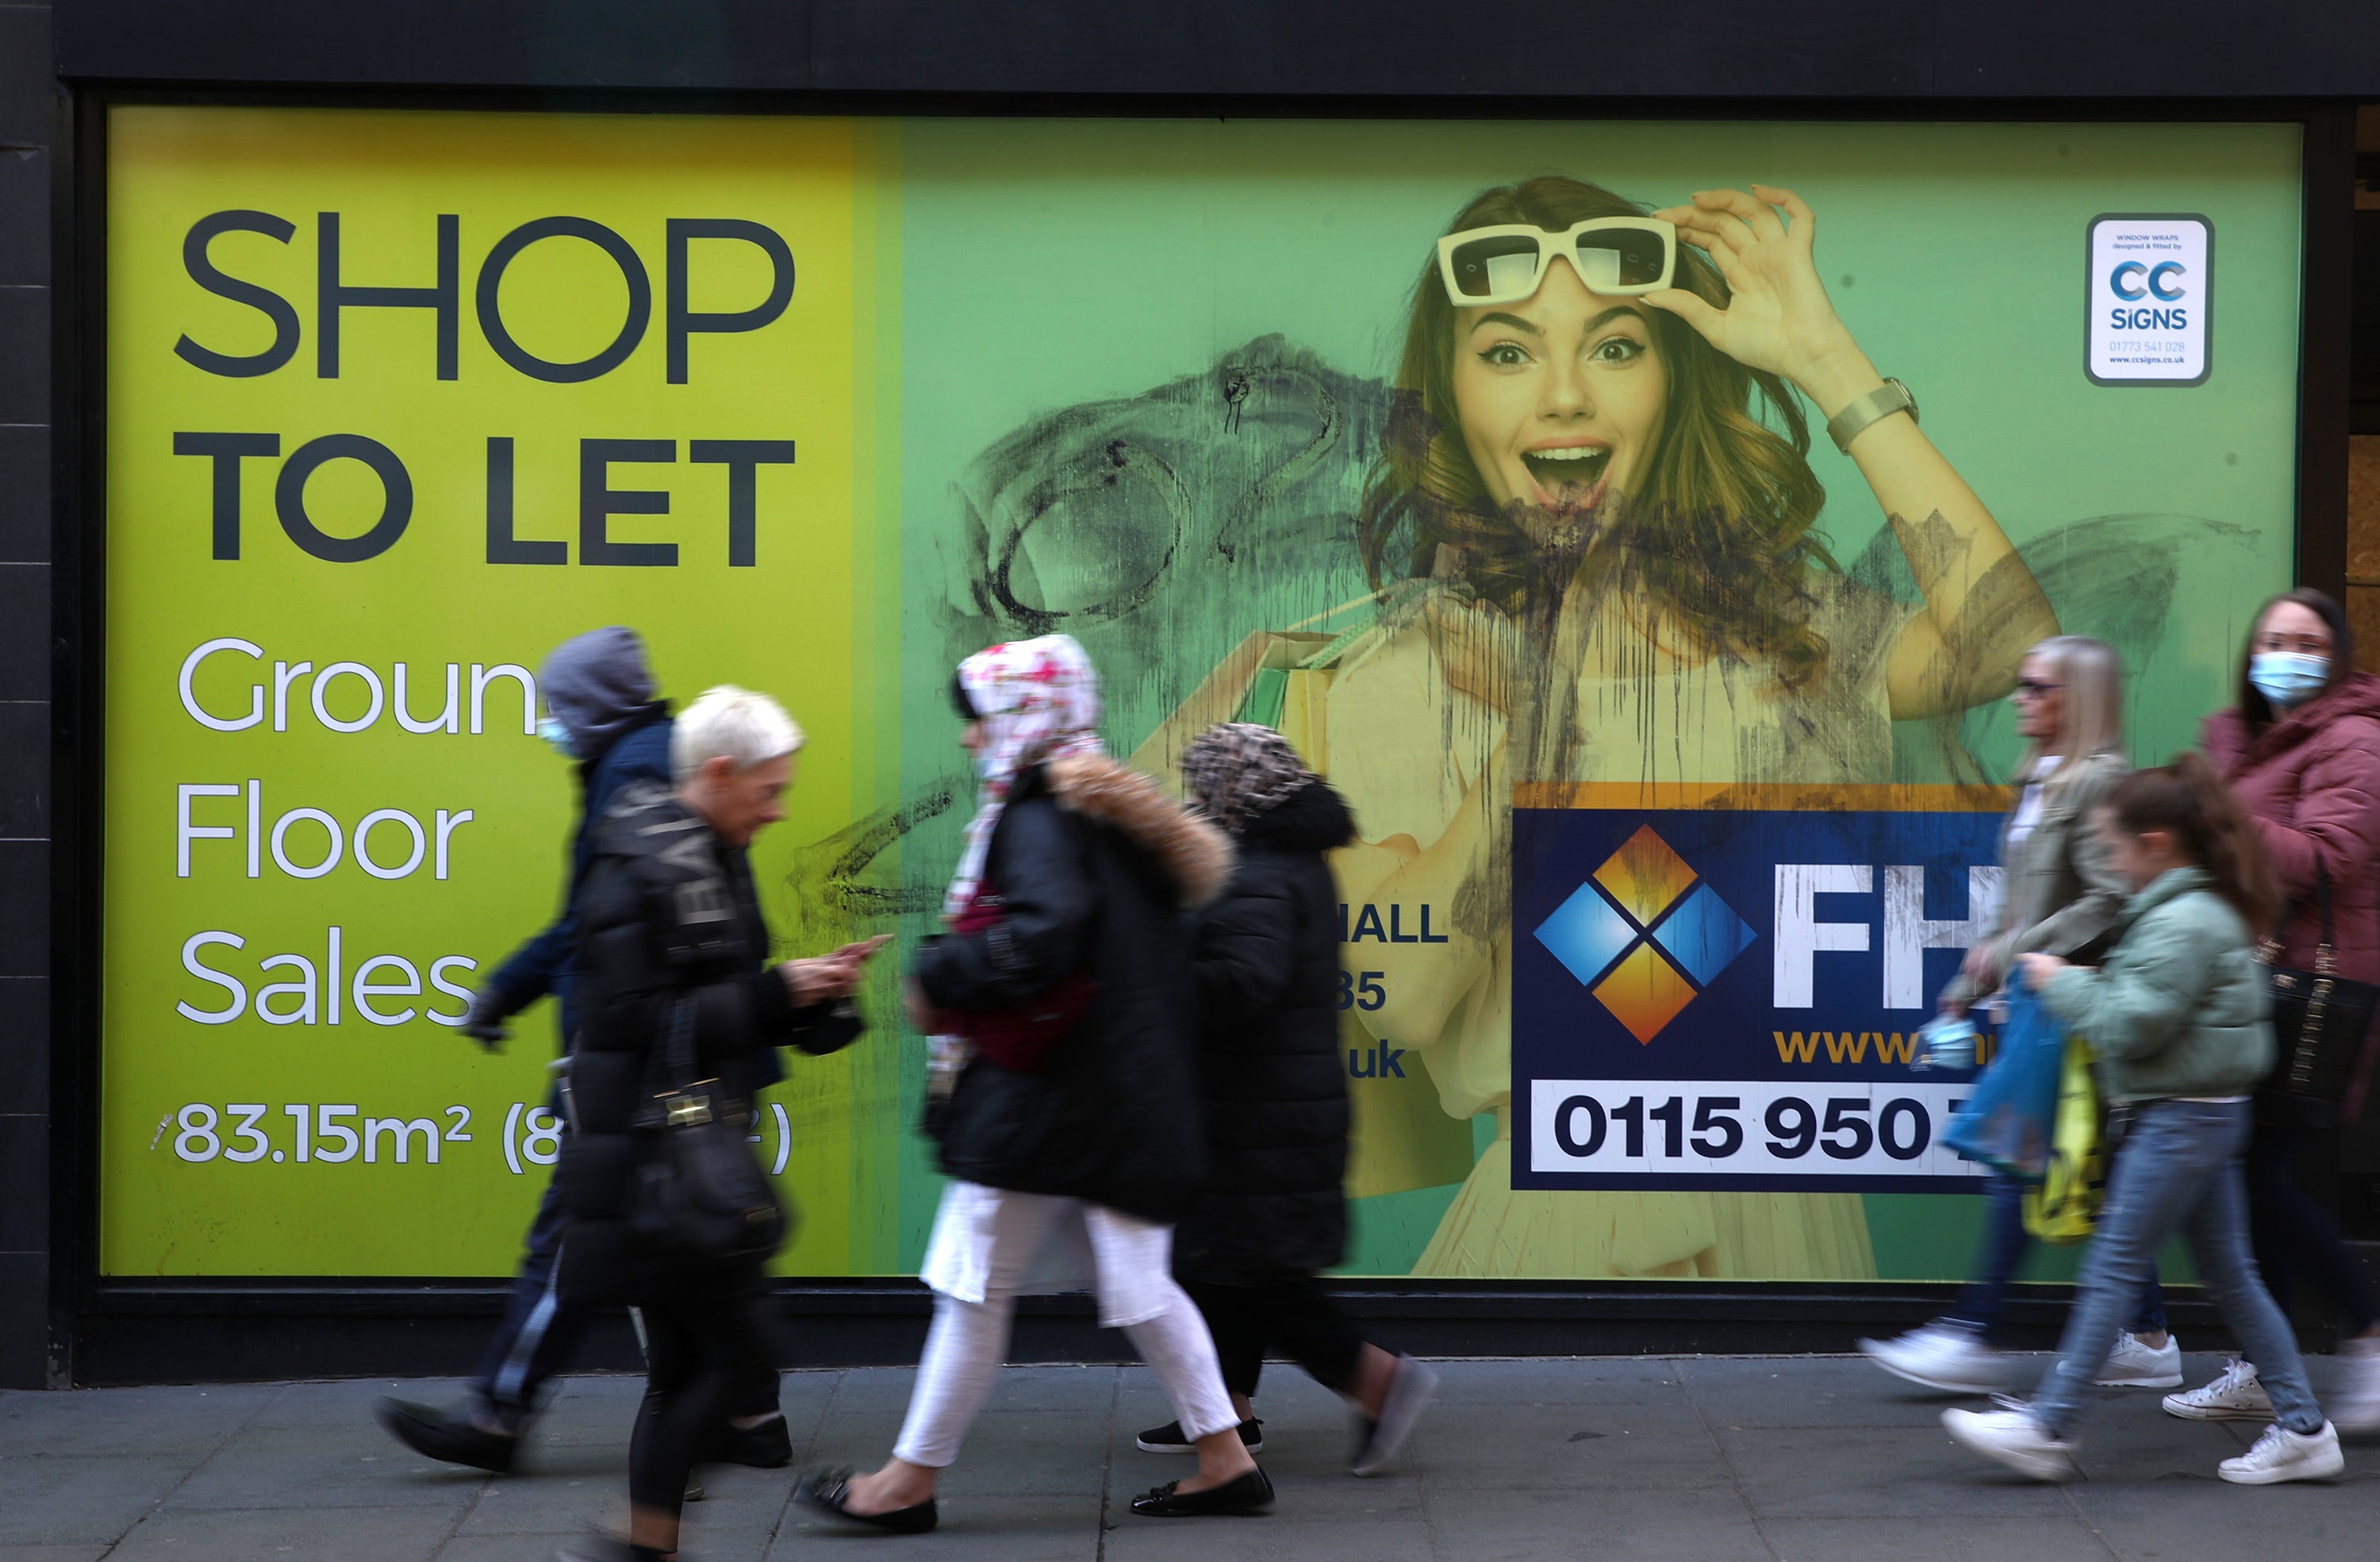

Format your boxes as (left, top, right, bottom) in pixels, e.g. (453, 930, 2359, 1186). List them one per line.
(1533, 823, 2007, 1043)
(1531, 824, 1756, 1044)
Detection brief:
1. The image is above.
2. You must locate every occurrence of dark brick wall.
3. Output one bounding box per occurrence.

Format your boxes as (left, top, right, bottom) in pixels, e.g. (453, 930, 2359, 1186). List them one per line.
(0, 0, 53, 1391)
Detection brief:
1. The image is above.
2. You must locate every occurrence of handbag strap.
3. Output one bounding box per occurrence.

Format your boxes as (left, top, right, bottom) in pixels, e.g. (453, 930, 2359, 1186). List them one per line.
(666, 993, 699, 1088)
(2268, 854, 2340, 975)
(636, 995, 702, 1120)
(2307, 857, 2339, 974)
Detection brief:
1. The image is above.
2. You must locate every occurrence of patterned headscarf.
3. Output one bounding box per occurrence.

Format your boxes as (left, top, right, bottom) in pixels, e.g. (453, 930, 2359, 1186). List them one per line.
(1180, 722, 1315, 836)
(945, 634, 1106, 918)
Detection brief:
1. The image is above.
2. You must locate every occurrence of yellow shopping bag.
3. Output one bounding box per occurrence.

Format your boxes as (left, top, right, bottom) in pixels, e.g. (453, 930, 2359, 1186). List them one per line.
(2022, 1037, 2107, 1245)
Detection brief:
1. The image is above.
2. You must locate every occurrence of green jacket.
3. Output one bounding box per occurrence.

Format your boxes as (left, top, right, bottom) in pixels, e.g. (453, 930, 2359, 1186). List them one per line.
(2039, 865, 2273, 1101)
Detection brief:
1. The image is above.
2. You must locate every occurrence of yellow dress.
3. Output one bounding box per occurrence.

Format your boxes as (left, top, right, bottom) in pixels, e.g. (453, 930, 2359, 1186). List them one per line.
(1318, 566, 1912, 1280)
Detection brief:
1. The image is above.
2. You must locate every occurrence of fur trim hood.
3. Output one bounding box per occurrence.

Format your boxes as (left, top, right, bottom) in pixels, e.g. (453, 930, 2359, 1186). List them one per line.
(1045, 751, 1235, 908)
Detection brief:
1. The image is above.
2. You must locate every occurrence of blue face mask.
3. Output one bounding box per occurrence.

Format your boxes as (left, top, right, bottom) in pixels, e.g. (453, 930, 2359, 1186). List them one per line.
(2249, 651, 2329, 710)
(537, 716, 579, 758)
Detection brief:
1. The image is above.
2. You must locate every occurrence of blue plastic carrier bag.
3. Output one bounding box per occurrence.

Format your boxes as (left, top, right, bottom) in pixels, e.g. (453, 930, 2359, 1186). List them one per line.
(1941, 985, 2066, 1183)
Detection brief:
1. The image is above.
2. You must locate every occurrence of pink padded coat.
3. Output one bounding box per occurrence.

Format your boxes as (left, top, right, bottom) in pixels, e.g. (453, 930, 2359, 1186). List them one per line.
(2202, 670, 2380, 1112)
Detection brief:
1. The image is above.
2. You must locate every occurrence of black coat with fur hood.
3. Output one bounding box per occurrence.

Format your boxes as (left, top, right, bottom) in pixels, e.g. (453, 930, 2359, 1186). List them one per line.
(919, 752, 1232, 1223)
(1173, 778, 1359, 1282)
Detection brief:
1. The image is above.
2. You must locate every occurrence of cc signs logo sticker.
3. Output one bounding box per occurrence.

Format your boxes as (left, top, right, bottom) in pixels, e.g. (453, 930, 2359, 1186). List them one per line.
(2086, 213, 2213, 387)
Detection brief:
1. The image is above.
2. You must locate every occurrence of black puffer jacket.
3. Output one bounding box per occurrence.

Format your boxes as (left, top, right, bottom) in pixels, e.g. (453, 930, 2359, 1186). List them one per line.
(559, 781, 861, 1303)
(1173, 780, 1358, 1282)
(922, 753, 1233, 1223)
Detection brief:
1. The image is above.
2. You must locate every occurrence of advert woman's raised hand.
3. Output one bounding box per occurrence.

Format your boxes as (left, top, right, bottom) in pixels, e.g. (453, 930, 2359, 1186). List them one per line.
(1645, 185, 1875, 418)
(1650, 182, 2057, 719)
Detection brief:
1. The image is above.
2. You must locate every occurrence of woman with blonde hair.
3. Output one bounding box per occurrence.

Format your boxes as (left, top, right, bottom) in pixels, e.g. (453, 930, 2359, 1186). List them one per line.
(1860, 636, 2179, 1394)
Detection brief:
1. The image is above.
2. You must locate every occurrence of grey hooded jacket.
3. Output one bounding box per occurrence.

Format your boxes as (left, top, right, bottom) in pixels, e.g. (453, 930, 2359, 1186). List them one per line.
(485, 627, 674, 1048)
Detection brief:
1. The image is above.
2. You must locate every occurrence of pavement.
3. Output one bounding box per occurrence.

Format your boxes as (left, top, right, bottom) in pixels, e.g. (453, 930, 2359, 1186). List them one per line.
(3, 1352, 2378, 1560)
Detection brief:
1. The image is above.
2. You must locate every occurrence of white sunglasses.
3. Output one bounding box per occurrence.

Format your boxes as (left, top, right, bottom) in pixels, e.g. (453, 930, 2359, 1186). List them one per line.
(1435, 217, 1677, 306)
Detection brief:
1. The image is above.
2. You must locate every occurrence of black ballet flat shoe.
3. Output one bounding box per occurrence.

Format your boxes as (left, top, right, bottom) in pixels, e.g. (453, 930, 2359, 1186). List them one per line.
(796, 1466, 940, 1534)
(1129, 1467, 1276, 1517)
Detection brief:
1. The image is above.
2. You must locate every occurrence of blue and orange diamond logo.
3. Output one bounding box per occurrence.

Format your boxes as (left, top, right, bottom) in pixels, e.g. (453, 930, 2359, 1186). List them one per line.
(1531, 823, 1756, 1043)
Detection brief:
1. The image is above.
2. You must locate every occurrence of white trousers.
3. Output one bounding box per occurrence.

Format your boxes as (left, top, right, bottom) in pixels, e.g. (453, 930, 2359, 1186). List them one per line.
(893, 1183, 1238, 1468)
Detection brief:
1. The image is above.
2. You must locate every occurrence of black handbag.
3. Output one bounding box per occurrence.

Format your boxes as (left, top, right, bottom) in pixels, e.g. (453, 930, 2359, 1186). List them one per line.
(625, 997, 789, 1265)
(2261, 859, 2380, 1105)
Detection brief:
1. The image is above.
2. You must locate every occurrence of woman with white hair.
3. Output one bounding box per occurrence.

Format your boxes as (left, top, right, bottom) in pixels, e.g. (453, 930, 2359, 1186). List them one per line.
(559, 686, 889, 1562)
(1860, 637, 2177, 1395)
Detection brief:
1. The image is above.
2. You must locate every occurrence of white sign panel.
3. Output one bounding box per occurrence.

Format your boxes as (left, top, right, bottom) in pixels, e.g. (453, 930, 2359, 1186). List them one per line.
(1528, 1079, 1989, 1185)
(2086, 214, 2212, 386)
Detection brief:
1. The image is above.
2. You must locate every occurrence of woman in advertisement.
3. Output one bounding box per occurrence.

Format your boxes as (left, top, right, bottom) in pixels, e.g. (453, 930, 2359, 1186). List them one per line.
(1294, 175, 2059, 1278)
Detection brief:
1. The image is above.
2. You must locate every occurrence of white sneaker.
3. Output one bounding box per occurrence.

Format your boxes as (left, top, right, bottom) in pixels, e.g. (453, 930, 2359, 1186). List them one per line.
(1941, 1407, 2079, 1481)
(2217, 1421, 2345, 1484)
(2331, 1337, 2380, 1434)
(1858, 1321, 2004, 1395)
(2163, 1359, 2274, 1422)
(2094, 1330, 2184, 1388)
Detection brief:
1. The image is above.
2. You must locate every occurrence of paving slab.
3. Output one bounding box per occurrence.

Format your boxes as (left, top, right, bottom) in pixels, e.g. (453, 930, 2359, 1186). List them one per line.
(1106, 1510, 1441, 1562)
(1422, 1485, 1772, 1562)
(3, 1354, 2378, 1560)
(0, 1456, 204, 1547)
(105, 1505, 463, 1562)
(1716, 1422, 2082, 1519)
(1679, 1353, 1989, 1430)
(157, 1426, 489, 1513)
(2065, 1476, 2380, 1561)
(0, 1384, 274, 1460)
(1401, 1395, 1731, 1491)
(1760, 1514, 2112, 1562)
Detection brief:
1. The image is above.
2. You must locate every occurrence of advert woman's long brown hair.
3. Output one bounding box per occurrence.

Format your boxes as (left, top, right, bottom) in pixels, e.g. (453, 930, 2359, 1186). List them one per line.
(1359, 175, 1833, 686)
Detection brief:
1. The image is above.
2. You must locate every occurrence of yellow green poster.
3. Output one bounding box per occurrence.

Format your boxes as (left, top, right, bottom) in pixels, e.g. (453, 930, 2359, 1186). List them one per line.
(102, 107, 2301, 1281)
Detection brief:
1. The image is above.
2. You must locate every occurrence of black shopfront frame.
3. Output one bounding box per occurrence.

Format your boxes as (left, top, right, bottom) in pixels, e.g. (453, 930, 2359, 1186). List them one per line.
(34, 0, 2369, 1383)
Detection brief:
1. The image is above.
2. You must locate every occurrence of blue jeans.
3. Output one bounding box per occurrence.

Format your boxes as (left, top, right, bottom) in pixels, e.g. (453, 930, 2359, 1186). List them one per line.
(2030, 1100, 2323, 1437)
(1946, 1172, 2167, 1339)
(469, 1173, 588, 1419)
